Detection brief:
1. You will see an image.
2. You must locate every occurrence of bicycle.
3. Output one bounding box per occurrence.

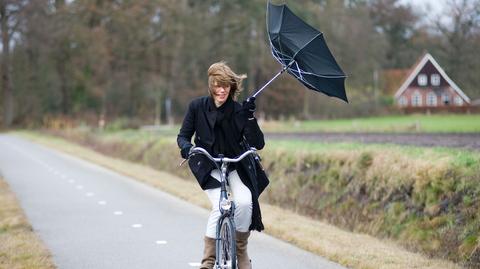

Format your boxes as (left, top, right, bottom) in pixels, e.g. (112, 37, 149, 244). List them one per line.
(185, 146, 258, 269)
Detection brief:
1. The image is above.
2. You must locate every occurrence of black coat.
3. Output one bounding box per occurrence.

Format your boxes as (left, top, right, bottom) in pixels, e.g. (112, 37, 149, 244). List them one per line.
(177, 96, 269, 231)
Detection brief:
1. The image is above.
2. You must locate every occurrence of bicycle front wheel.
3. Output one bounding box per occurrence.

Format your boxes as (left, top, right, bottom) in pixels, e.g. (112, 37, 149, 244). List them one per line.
(217, 216, 236, 269)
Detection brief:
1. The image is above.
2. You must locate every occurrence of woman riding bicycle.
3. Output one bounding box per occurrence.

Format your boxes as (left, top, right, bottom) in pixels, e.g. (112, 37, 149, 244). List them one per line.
(177, 61, 269, 269)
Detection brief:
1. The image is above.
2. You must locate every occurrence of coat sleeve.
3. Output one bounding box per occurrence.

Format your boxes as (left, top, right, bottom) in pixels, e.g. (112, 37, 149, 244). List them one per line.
(243, 118, 265, 150)
(177, 101, 195, 151)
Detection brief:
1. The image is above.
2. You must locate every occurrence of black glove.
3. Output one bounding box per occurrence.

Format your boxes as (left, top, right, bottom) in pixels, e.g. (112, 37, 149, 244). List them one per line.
(242, 97, 256, 119)
(180, 144, 193, 159)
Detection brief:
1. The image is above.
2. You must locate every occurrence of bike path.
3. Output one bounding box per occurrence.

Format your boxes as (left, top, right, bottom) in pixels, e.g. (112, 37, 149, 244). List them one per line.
(0, 135, 347, 269)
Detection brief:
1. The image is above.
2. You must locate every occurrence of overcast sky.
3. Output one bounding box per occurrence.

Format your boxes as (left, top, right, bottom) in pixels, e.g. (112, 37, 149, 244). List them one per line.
(400, 0, 447, 20)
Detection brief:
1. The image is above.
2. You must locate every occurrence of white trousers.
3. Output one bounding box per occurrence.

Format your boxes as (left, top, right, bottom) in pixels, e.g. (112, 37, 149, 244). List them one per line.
(204, 169, 252, 238)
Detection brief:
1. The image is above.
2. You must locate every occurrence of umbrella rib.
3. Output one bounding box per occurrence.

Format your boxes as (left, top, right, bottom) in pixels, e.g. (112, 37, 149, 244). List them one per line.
(290, 70, 344, 100)
(291, 32, 323, 60)
(267, 4, 290, 68)
(289, 70, 318, 91)
(271, 43, 346, 78)
(271, 45, 287, 62)
(270, 40, 291, 65)
(297, 71, 347, 78)
(277, 4, 287, 62)
(288, 32, 347, 78)
(294, 62, 304, 80)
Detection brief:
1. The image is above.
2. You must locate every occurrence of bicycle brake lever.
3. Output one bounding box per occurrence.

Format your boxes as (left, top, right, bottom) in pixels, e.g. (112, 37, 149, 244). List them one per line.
(179, 158, 188, 167)
(179, 151, 199, 167)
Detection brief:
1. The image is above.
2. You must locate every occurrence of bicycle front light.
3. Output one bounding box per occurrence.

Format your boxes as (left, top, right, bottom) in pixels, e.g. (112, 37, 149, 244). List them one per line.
(220, 198, 232, 211)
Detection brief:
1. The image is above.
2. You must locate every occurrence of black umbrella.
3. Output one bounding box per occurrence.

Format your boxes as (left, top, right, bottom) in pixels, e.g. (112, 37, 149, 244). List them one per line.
(251, 2, 348, 103)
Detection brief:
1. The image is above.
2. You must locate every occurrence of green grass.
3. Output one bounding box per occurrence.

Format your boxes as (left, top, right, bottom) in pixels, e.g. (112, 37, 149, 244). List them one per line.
(266, 139, 480, 165)
(69, 128, 480, 167)
(260, 114, 480, 133)
(98, 114, 480, 134)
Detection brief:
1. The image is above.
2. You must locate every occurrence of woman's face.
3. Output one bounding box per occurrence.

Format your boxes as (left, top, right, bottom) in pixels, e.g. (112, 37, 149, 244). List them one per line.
(211, 82, 231, 107)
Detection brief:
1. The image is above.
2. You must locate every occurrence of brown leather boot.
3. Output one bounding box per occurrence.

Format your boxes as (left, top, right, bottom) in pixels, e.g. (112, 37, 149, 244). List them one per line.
(200, 236, 216, 269)
(236, 231, 252, 269)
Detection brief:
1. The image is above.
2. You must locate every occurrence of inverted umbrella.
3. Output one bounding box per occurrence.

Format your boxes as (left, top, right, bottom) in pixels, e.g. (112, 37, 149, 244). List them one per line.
(251, 2, 348, 102)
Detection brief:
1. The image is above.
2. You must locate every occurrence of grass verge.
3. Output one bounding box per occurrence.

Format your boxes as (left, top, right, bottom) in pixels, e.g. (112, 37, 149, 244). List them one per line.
(13, 130, 465, 269)
(0, 176, 56, 269)
(259, 114, 480, 133)
(106, 114, 480, 134)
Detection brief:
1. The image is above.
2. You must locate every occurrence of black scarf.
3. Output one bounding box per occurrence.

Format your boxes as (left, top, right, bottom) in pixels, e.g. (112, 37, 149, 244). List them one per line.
(212, 97, 240, 158)
(210, 97, 265, 231)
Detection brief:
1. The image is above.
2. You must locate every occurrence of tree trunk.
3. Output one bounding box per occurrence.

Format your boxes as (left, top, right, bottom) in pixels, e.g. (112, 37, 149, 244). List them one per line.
(54, 0, 65, 10)
(53, 0, 71, 115)
(166, 0, 186, 125)
(1, 2, 13, 127)
(302, 90, 311, 120)
(56, 59, 70, 114)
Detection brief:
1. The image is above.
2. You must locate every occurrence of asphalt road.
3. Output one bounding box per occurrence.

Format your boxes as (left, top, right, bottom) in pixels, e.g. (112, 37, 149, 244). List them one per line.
(0, 135, 347, 269)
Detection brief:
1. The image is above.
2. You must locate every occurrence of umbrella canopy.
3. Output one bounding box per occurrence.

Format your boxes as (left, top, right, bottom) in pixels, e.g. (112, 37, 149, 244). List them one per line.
(253, 2, 348, 102)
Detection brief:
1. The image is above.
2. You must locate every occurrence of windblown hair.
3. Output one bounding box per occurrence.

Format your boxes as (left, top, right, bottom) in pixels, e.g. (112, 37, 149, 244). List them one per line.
(208, 61, 247, 100)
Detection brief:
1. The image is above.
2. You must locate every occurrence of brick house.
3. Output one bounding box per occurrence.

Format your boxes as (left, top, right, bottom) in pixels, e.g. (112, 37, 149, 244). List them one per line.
(394, 53, 471, 112)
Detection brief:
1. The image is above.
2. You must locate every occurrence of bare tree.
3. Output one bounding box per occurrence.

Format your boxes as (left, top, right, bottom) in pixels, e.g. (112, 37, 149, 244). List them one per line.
(0, 0, 28, 127)
(368, 0, 419, 68)
(434, 0, 480, 97)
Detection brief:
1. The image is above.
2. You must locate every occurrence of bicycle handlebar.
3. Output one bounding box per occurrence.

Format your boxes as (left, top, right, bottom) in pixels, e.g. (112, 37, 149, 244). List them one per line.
(189, 147, 257, 163)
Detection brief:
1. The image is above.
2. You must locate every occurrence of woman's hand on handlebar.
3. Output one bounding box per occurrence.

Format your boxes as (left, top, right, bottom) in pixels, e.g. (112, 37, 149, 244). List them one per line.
(180, 144, 193, 159)
(185, 146, 205, 159)
(179, 146, 195, 167)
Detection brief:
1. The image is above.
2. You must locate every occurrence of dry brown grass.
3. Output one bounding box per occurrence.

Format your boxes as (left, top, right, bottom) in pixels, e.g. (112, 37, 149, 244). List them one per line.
(15, 131, 464, 269)
(262, 205, 462, 269)
(0, 177, 56, 269)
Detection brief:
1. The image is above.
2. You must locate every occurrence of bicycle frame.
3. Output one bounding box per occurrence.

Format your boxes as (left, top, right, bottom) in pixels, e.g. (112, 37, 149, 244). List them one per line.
(215, 160, 236, 269)
(218, 160, 233, 213)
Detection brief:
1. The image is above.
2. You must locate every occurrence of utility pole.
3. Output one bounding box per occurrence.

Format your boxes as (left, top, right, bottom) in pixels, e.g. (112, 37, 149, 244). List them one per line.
(373, 69, 379, 109)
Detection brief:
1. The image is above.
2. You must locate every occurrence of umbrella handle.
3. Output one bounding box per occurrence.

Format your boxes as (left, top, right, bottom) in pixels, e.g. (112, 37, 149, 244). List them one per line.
(250, 67, 287, 99)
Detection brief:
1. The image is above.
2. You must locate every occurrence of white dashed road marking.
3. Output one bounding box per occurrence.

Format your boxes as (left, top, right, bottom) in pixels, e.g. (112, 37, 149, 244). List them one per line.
(98, 201, 107, 205)
(113, 211, 123, 215)
(85, 192, 94, 197)
(188, 262, 201, 267)
(68, 179, 75, 183)
(76, 185, 84, 190)
(155, 240, 167, 245)
(131, 224, 143, 228)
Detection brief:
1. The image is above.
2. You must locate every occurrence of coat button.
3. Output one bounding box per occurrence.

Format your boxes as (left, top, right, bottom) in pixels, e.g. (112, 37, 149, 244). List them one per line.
(197, 161, 201, 166)
(248, 165, 252, 170)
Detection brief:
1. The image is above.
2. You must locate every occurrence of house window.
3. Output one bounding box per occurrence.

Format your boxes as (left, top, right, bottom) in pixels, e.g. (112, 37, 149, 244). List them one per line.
(431, 74, 441, 86)
(442, 93, 450, 105)
(454, 96, 464, 106)
(418, 74, 428, 86)
(427, 92, 437, 106)
(398, 96, 408, 106)
(412, 91, 422, 106)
